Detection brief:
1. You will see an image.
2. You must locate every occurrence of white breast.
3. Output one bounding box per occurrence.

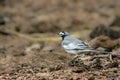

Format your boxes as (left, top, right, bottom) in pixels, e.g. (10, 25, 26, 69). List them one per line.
(62, 43, 78, 50)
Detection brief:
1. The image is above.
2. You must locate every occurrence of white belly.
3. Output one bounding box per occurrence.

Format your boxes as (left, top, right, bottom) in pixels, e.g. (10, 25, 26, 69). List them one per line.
(65, 49, 79, 54)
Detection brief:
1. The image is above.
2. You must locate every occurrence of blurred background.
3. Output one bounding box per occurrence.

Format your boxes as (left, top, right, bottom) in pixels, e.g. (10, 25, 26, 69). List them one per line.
(0, 0, 120, 79)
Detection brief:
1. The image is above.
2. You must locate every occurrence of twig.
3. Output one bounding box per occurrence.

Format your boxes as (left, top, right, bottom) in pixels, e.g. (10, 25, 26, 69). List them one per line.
(2, 29, 91, 42)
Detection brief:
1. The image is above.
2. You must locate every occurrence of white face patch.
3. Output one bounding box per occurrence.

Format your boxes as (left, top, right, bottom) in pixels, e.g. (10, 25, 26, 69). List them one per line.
(59, 32, 65, 36)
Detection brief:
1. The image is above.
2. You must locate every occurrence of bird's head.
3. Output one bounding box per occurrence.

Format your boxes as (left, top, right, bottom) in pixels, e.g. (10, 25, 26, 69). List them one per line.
(58, 31, 70, 38)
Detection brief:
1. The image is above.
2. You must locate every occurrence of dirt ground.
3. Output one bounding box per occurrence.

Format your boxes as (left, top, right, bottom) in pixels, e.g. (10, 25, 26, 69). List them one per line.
(0, 0, 120, 80)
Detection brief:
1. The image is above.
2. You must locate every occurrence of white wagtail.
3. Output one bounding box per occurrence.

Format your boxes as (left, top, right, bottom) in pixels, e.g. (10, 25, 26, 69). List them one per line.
(58, 31, 112, 61)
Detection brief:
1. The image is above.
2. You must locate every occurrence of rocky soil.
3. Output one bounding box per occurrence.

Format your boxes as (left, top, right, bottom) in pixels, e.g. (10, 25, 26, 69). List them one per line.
(0, 0, 120, 80)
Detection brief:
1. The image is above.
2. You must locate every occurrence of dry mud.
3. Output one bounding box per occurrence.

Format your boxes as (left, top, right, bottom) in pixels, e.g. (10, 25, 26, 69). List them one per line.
(0, 0, 120, 80)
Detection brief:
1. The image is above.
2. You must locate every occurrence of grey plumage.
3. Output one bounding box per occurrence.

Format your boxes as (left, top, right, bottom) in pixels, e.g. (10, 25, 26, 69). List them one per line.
(58, 31, 112, 55)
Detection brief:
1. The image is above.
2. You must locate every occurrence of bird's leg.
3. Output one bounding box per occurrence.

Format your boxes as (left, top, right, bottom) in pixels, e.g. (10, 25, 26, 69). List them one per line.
(109, 53, 113, 62)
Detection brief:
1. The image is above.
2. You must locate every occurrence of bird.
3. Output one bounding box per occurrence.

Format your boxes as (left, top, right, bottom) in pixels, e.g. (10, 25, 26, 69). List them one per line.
(58, 31, 112, 61)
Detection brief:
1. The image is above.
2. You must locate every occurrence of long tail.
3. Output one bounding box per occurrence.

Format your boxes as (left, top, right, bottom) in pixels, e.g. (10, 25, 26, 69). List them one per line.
(91, 49, 112, 54)
(78, 48, 113, 61)
(83, 48, 112, 54)
(90, 49, 113, 61)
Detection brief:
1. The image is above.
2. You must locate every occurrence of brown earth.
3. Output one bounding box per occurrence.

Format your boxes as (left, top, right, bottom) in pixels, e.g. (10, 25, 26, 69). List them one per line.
(0, 0, 120, 80)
